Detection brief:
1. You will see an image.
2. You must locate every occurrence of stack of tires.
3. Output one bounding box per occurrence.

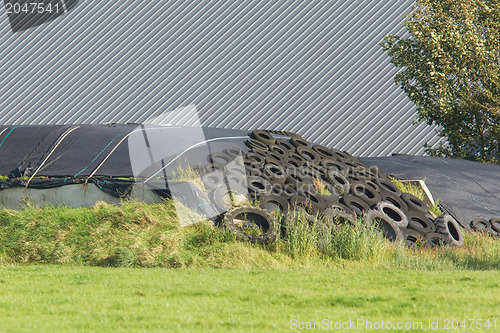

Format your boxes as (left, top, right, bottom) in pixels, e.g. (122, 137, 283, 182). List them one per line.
(201, 130, 464, 248)
(469, 217, 500, 237)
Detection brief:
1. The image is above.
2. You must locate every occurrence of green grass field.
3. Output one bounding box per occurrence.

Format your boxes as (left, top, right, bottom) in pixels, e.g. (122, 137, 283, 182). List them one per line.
(0, 266, 498, 332)
(0, 200, 499, 332)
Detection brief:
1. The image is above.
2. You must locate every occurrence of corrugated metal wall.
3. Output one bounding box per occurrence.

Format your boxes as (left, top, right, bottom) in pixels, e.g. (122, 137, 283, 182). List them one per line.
(0, 0, 443, 156)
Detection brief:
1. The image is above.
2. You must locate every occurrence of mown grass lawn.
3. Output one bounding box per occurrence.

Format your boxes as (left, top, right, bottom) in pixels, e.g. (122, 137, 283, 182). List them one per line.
(0, 266, 498, 332)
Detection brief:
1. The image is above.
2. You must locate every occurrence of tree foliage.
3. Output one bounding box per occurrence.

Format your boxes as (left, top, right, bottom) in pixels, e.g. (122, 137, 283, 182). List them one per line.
(382, 0, 500, 162)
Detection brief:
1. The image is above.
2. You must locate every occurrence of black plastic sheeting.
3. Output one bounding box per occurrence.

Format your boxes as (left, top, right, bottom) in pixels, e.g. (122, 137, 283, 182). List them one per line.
(0, 124, 251, 199)
(362, 155, 500, 227)
(0, 124, 249, 178)
(0, 125, 72, 178)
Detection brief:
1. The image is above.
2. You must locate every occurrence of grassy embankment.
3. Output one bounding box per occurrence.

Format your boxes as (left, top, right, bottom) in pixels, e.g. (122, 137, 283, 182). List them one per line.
(0, 170, 499, 331)
(0, 197, 498, 270)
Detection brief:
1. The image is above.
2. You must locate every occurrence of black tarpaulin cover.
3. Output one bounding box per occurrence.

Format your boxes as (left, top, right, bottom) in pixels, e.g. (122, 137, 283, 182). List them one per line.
(0, 124, 249, 179)
(0, 124, 250, 199)
(362, 155, 500, 226)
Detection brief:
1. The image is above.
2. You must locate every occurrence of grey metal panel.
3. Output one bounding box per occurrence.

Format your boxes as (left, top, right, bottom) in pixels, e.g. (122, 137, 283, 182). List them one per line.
(0, 0, 443, 157)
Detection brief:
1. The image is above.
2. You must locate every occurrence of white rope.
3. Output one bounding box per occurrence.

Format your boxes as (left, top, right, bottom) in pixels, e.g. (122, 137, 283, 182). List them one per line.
(85, 126, 182, 183)
(144, 135, 249, 183)
(26, 126, 81, 187)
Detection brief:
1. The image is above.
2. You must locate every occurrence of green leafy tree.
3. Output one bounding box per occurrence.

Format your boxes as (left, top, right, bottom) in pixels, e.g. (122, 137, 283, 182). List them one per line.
(382, 0, 500, 163)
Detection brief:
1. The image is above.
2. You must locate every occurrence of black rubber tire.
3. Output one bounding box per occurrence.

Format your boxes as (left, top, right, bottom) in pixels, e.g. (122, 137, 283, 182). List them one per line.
(305, 160, 327, 175)
(296, 187, 328, 210)
(365, 210, 403, 242)
(207, 152, 233, 165)
(329, 148, 352, 162)
(265, 159, 282, 169)
(251, 130, 275, 145)
(287, 152, 306, 167)
(268, 144, 290, 158)
(290, 137, 312, 149)
(297, 146, 321, 163)
(321, 202, 355, 224)
(470, 218, 491, 233)
(346, 173, 363, 183)
(401, 192, 428, 214)
(350, 181, 382, 208)
(201, 171, 224, 190)
(259, 194, 290, 215)
(210, 184, 248, 212)
(225, 174, 246, 187)
(406, 211, 435, 235)
(202, 163, 224, 175)
(245, 138, 269, 152)
(225, 163, 246, 177)
(424, 232, 448, 247)
(353, 167, 378, 182)
(270, 181, 296, 199)
(266, 151, 288, 164)
(299, 165, 323, 180)
(321, 206, 354, 225)
(298, 182, 339, 206)
(244, 159, 262, 173)
(312, 145, 336, 159)
(284, 159, 299, 169)
(375, 178, 402, 196)
(379, 190, 409, 213)
(327, 201, 355, 216)
(365, 180, 381, 193)
(343, 160, 365, 171)
(246, 176, 272, 198)
(375, 201, 408, 229)
(490, 217, 500, 233)
(244, 151, 266, 166)
(320, 159, 348, 173)
(325, 169, 351, 195)
(251, 168, 271, 182)
(403, 229, 430, 249)
(275, 138, 296, 152)
(263, 164, 287, 183)
(285, 170, 312, 189)
(470, 218, 498, 237)
(223, 158, 242, 175)
(224, 146, 244, 159)
(316, 188, 340, 205)
(289, 195, 323, 216)
(245, 169, 261, 179)
(340, 195, 371, 217)
(434, 214, 464, 247)
(223, 206, 276, 244)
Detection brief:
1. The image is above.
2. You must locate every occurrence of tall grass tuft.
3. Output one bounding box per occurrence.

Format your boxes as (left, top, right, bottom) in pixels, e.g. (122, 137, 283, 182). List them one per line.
(280, 210, 318, 258)
(390, 177, 443, 216)
(321, 221, 389, 262)
(279, 210, 390, 263)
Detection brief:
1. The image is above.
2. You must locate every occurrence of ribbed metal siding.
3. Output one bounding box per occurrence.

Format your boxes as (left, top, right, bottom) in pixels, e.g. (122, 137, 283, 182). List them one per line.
(0, 0, 442, 156)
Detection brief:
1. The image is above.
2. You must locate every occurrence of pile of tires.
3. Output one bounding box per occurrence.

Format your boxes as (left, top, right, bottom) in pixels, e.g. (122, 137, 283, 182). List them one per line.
(469, 217, 500, 237)
(201, 130, 464, 247)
